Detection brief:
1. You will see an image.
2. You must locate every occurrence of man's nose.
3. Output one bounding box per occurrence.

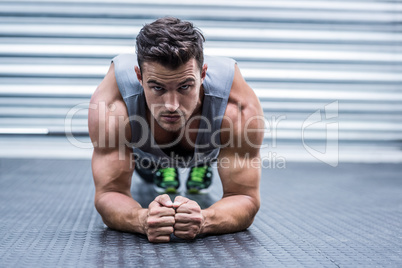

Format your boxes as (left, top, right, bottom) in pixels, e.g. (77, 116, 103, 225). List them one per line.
(164, 92, 179, 112)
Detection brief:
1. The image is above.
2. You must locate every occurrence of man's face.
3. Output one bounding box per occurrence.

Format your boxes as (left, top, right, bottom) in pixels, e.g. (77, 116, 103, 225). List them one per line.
(135, 58, 207, 133)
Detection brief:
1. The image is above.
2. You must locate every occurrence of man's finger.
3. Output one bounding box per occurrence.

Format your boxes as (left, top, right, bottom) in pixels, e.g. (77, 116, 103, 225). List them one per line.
(176, 201, 201, 214)
(174, 230, 197, 240)
(148, 200, 162, 209)
(154, 194, 173, 207)
(173, 195, 190, 208)
(174, 212, 192, 223)
(149, 234, 171, 243)
(155, 226, 175, 236)
(174, 222, 192, 230)
(147, 225, 174, 236)
(175, 204, 191, 214)
(148, 207, 175, 217)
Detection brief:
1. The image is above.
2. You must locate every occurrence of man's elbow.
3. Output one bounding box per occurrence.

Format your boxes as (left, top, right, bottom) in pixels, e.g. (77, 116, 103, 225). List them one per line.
(243, 196, 260, 229)
(100, 215, 116, 230)
(93, 191, 110, 219)
(94, 193, 117, 230)
(94, 193, 104, 217)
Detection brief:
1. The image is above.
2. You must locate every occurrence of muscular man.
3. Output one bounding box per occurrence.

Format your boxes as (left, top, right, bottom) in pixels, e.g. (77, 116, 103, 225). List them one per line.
(88, 17, 264, 242)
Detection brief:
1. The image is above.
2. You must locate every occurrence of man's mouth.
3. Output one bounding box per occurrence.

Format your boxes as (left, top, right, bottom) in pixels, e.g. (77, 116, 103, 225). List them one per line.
(161, 114, 181, 123)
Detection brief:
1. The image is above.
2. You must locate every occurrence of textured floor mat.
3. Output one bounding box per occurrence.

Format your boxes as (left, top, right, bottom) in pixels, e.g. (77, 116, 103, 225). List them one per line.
(0, 158, 401, 267)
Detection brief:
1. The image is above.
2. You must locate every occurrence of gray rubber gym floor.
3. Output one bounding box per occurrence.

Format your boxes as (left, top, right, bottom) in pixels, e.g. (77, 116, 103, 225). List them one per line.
(0, 158, 401, 267)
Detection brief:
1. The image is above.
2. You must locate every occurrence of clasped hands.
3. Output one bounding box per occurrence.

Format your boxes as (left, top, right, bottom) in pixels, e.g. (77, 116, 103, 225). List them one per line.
(143, 194, 204, 243)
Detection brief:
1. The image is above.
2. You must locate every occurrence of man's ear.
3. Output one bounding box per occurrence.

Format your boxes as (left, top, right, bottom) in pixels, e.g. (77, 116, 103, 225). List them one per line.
(201, 63, 208, 83)
(134, 66, 142, 85)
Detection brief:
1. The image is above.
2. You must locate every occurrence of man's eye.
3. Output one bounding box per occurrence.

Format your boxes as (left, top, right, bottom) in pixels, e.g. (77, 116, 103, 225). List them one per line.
(153, 86, 163, 91)
(180, 85, 190, 90)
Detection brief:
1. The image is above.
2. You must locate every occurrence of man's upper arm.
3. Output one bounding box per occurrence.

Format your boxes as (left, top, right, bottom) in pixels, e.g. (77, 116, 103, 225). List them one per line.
(88, 64, 134, 199)
(217, 63, 264, 204)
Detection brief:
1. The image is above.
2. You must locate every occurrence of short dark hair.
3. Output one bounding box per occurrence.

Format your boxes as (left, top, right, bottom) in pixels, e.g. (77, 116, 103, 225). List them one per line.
(136, 17, 205, 72)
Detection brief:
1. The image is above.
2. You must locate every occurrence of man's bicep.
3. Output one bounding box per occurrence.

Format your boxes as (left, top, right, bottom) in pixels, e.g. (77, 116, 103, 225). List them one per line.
(217, 148, 261, 198)
(88, 93, 132, 196)
(92, 147, 134, 199)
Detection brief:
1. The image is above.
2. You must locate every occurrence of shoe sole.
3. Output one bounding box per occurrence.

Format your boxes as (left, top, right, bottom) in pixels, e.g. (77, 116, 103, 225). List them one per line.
(153, 185, 178, 194)
(186, 187, 211, 194)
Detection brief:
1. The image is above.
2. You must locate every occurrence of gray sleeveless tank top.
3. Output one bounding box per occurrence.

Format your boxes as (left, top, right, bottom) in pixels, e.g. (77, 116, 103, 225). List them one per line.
(112, 54, 236, 168)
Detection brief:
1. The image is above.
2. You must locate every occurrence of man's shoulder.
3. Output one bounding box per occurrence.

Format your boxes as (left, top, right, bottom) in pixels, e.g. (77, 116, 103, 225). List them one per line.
(203, 55, 236, 97)
(89, 64, 129, 140)
(112, 53, 137, 64)
(204, 55, 235, 66)
(204, 55, 236, 80)
(92, 63, 124, 105)
(88, 64, 131, 152)
(220, 64, 264, 149)
(112, 54, 142, 98)
(225, 64, 262, 121)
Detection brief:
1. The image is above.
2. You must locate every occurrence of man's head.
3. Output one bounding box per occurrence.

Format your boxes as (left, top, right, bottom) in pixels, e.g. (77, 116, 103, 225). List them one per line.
(134, 17, 208, 133)
(136, 17, 205, 72)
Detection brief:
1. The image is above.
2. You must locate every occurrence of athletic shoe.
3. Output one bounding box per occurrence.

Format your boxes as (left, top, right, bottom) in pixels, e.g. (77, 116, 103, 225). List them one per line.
(153, 167, 180, 194)
(186, 165, 213, 194)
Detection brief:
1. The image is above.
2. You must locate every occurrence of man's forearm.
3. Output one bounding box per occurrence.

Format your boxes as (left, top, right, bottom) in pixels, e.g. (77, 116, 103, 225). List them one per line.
(200, 195, 260, 235)
(95, 192, 147, 234)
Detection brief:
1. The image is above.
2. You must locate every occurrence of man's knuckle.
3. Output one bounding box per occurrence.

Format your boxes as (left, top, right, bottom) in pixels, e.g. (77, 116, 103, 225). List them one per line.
(174, 232, 186, 239)
(188, 232, 196, 239)
(167, 216, 175, 225)
(192, 225, 200, 233)
(147, 229, 156, 237)
(191, 205, 201, 212)
(182, 231, 196, 240)
(189, 200, 198, 206)
(149, 209, 159, 216)
(147, 218, 158, 227)
(164, 208, 175, 215)
(194, 215, 202, 224)
(148, 235, 157, 242)
(161, 216, 173, 226)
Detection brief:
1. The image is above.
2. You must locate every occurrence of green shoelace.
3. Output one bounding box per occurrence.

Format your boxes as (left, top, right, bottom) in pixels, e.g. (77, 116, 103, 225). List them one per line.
(190, 167, 207, 182)
(159, 168, 177, 182)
